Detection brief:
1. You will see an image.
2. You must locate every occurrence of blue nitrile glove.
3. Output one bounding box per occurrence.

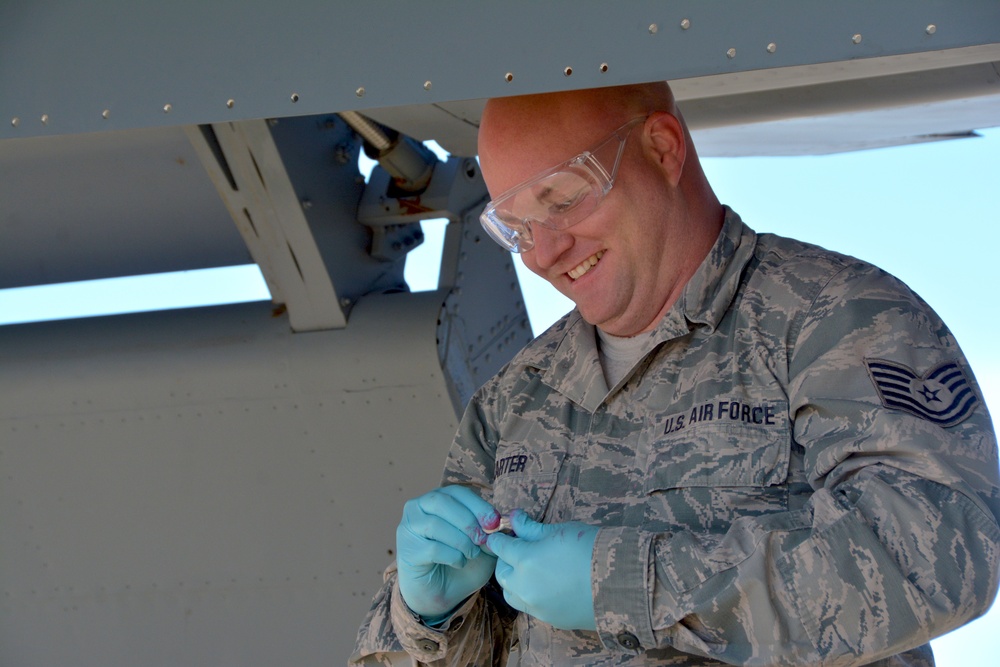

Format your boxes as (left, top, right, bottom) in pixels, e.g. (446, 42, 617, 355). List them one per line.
(487, 510, 599, 631)
(396, 485, 500, 622)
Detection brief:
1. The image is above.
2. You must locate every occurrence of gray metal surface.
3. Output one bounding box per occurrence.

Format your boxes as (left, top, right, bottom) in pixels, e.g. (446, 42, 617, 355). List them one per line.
(0, 127, 250, 288)
(0, 294, 458, 666)
(3, 1, 999, 141)
(681, 56, 1000, 155)
(366, 45, 1000, 157)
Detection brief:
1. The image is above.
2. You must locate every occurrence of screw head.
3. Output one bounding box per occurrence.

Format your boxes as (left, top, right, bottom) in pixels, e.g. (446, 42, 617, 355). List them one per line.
(290, 93, 300, 103)
(40, 114, 49, 125)
(102, 109, 110, 119)
(648, 23, 658, 34)
(726, 47, 737, 59)
(767, 42, 777, 53)
(10, 117, 19, 128)
(226, 99, 235, 109)
(423, 80, 432, 91)
(680, 18, 691, 30)
(852, 33, 863, 44)
(163, 103, 172, 113)
(926, 24, 937, 35)
(355, 87, 365, 97)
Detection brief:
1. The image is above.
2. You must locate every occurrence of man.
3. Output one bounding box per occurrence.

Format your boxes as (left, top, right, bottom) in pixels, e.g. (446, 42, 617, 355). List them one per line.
(351, 82, 1000, 665)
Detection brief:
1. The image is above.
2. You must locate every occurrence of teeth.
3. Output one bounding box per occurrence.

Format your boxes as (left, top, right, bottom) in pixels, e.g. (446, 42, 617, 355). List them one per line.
(568, 251, 604, 280)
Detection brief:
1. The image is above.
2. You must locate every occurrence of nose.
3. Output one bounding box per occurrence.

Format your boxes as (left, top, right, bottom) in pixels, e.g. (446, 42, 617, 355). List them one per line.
(525, 222, 573, 270)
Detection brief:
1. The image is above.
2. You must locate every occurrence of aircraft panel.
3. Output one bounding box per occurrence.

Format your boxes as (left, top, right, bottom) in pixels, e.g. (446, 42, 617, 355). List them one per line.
(0, 127, 250, 289)
(0, 294, 459, 665)
(3, 1, 999, 140)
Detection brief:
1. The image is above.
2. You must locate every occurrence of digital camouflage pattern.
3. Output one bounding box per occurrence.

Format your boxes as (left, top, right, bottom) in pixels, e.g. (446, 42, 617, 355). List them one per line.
(351, 209, 1000, 666)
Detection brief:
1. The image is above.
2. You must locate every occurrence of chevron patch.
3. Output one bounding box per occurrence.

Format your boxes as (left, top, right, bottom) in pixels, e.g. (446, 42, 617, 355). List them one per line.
(864, 358, 978, 428)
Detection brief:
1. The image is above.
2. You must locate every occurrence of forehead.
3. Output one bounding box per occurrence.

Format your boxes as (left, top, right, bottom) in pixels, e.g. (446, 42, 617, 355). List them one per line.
(479, 107, 612, 196)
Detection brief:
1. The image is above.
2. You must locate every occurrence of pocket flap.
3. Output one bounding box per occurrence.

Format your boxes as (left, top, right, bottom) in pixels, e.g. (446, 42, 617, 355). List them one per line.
(644, 422, 789, 491)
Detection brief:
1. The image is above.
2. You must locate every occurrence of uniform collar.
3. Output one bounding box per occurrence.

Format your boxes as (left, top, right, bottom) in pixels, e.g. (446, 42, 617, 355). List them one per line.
(523, 207, 756, 412)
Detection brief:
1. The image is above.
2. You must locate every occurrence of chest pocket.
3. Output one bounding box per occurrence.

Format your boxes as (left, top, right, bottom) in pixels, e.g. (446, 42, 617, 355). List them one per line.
(492, 448, 566, 521)
(643, 419, 790, 534)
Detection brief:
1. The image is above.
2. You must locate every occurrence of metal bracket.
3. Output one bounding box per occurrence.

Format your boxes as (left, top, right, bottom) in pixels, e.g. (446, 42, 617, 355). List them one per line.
(358, 155, 489, 227)
(185, 120, 347, 331)
(357, 151, 533, 413)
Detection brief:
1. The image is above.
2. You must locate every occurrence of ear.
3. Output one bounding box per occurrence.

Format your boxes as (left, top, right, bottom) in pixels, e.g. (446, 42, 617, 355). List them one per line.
(644, 111, 687, 187)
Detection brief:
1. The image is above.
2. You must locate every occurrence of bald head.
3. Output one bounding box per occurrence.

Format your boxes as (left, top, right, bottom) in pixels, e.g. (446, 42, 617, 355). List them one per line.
(482, 82, 677, 133)
(479, 83, 682, 181)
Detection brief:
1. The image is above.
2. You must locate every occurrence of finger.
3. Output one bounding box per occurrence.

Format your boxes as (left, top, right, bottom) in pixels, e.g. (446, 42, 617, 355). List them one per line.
(398, 529, 470, 569)
(485, 531, 521, 564)
(411, 489, 492, 547)
(507, 509, 550, 542)
(400, 509, 481, 562)
(493, 556, 514, 589)
(493, 557, 528, 613)
(480, 535, 498, 558)
(502, 587, 527, 614)
(437, 485, 501, 531)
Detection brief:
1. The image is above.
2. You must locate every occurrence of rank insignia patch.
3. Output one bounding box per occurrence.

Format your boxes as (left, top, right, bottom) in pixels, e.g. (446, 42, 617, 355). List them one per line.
(864, 358, 978, 427)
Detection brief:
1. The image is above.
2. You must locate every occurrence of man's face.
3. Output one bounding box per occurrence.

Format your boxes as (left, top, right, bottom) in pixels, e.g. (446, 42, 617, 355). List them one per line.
(480, 116, 679, 336)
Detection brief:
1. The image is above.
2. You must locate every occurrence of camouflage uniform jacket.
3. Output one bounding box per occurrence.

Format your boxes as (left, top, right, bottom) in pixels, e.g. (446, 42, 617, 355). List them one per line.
(351, 209, 1000, 666)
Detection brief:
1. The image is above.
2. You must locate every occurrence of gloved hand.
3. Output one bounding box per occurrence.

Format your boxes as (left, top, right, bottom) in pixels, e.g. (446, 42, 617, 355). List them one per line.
(487, 510, 599, 631)
(396, 485, 500, 622)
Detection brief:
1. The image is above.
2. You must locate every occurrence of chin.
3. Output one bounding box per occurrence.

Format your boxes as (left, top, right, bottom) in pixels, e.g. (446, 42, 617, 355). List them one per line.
(577, 308, 612, 329)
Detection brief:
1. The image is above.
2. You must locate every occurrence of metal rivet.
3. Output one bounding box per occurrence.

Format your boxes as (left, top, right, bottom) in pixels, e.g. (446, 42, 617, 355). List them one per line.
(726, 47, 737, 59)
(290, 93, 300, 103)
(423, 80, 432, 91)
(648, 23, 658, 34)
(599, 63, 609, 73)
(680, 18, 691, 30)
(10, 117, 19, 128)
(102, 109, 110, 119)
(767, 42, 777, 53)
(355, 87, 365, 97)
(505, 72, 514, 82)
(926, 24, 937, 35)
(852, 33, 863, 44)
(163, 103, 172, 113)
(40, 114, 49, 125)
(564, 66, 573, 76)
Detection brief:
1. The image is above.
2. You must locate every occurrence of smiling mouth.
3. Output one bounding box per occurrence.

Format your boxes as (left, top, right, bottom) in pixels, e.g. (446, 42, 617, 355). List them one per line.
(567, 251, 604, 281)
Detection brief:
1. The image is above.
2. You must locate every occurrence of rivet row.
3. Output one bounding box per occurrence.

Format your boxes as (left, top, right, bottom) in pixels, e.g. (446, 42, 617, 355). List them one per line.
(4, 24, 941, 131)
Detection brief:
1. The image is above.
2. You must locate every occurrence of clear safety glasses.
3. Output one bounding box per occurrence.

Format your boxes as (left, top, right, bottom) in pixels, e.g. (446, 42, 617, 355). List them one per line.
(479, 116, 645, 253)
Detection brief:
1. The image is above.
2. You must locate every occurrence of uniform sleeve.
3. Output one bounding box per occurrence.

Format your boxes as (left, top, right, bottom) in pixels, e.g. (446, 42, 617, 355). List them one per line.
(591, 263, 1000, 665)
(350, 386, 513, 667)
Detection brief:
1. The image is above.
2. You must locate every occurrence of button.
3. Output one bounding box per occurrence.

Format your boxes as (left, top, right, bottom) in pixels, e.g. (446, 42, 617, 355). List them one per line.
(417, 638, 440, 652)
(616, 631, 641, 650)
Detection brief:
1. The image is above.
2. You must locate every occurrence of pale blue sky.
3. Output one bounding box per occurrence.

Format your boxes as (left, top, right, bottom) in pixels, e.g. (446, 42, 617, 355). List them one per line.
(1, 126, 996, 664)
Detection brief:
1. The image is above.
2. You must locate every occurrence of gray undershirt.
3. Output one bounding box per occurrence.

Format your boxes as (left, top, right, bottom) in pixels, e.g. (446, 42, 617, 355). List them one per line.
(596, 327, 648, 389)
